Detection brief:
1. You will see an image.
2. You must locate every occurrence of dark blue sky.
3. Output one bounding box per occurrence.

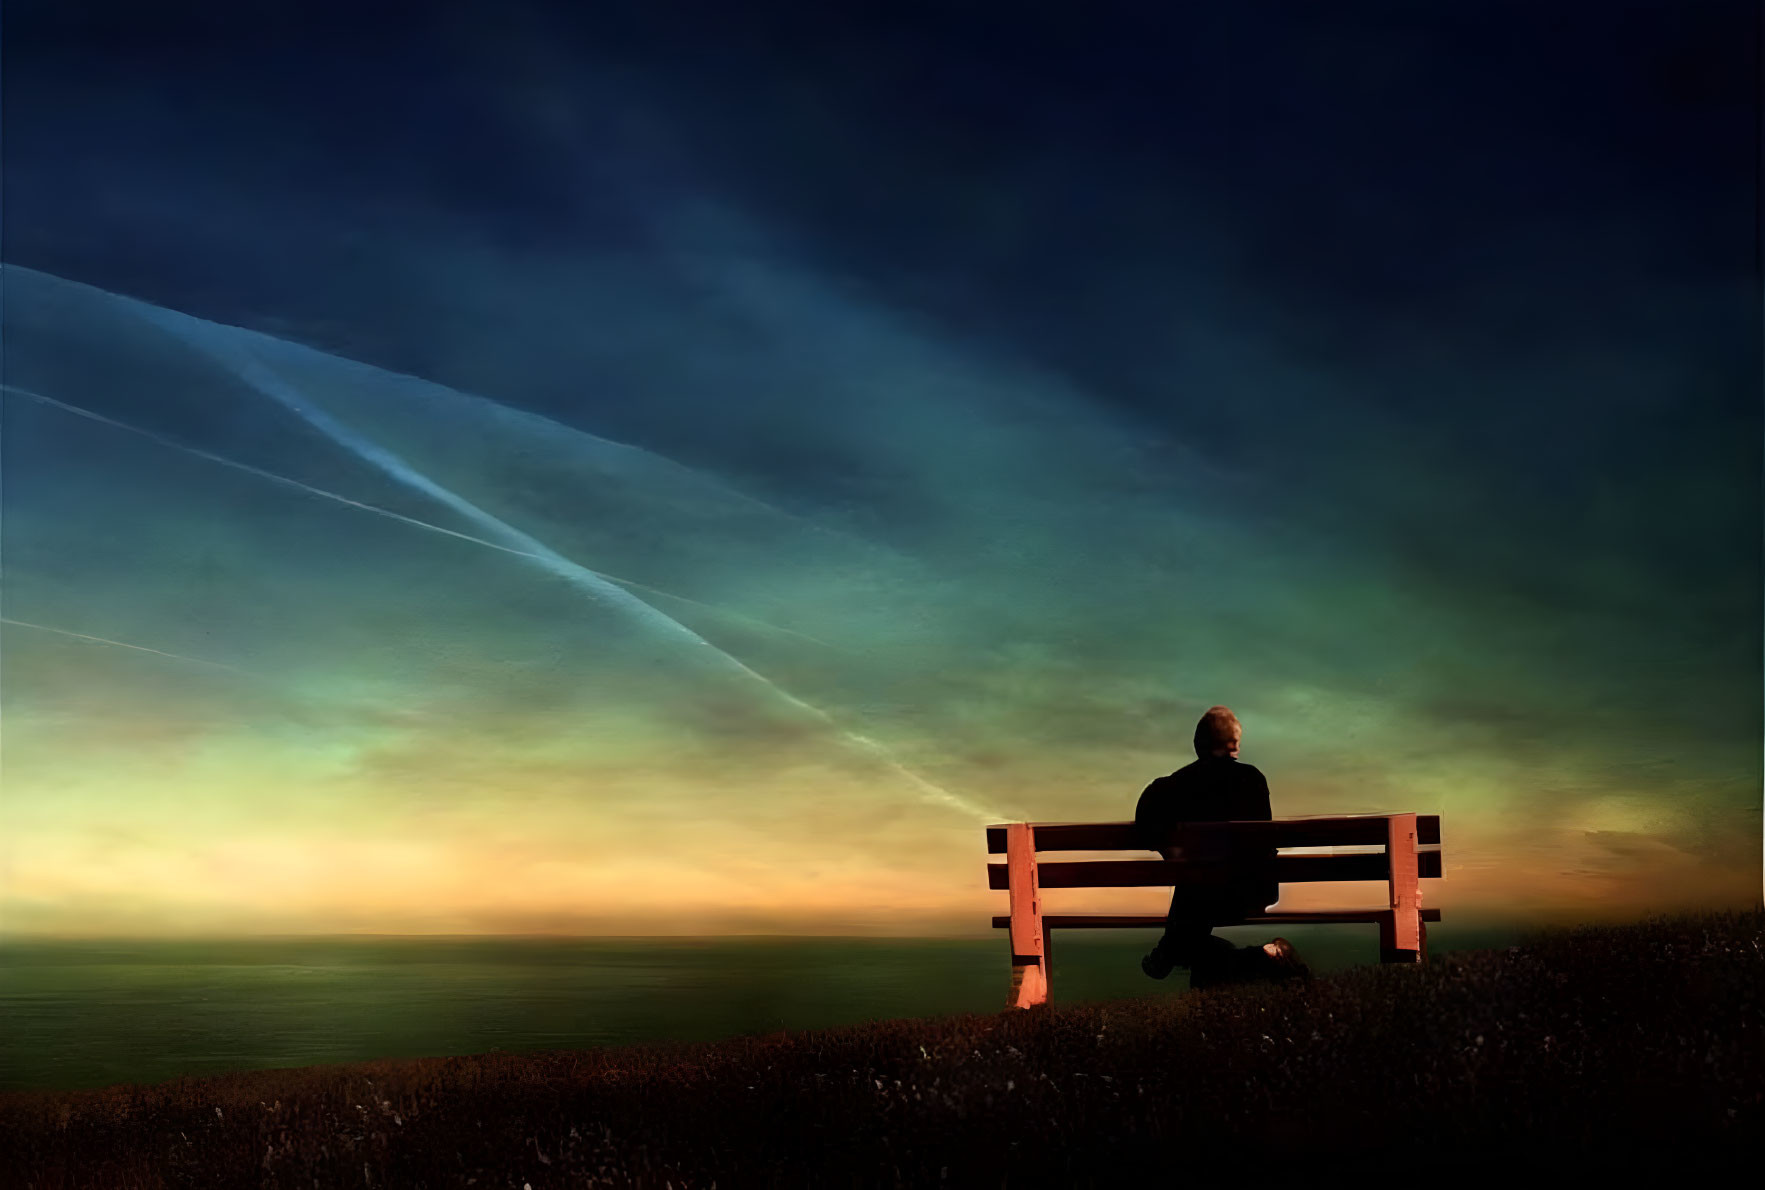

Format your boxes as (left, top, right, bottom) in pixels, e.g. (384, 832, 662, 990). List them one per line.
(9, 1, 1755, 497)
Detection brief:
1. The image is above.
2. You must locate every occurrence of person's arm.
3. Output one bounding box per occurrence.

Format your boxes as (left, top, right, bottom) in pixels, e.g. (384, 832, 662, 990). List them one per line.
(1250, 766, 1278, 892)
(1134, 778, 1178, 858)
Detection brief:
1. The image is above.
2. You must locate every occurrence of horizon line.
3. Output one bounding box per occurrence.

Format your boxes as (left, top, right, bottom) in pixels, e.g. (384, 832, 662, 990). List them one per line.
(5, 908, 1737, 946)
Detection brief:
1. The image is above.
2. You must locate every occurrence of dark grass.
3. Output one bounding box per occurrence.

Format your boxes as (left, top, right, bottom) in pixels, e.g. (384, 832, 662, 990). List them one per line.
(2, 908, 1759, 1186)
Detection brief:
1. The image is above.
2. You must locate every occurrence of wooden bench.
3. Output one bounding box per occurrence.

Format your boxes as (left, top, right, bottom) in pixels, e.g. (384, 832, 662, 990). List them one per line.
(987, 813, 1443, 1008)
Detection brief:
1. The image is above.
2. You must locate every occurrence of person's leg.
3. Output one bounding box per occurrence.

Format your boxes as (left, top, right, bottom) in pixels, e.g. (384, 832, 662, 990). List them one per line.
(1144, 887, 1230, 978)
(1173, 893, 1297, 988)
(1183, 933, 1242, 988)
(1215, 892, 1310, 984)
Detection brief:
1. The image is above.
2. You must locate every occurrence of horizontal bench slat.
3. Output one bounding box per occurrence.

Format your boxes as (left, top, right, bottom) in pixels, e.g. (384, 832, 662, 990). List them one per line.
(990, 909, 1444, 929)
(986, 815, 1441, 854)
(986, 848, 1443, 890)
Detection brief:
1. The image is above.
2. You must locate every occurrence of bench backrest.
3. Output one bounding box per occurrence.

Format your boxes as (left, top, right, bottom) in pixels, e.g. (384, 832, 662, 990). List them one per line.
(985, 814, 1443, 890)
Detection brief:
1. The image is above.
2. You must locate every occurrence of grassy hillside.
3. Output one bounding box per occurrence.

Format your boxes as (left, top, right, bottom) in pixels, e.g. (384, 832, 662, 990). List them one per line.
(3, 907, 1759, 1186)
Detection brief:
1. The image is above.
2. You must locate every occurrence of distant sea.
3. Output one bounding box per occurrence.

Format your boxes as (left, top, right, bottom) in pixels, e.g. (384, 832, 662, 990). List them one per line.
(0, 923, 1520, 1093)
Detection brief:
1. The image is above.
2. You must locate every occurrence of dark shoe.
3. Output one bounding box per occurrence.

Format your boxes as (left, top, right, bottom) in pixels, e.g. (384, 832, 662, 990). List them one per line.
(1141, 949, 1176, 980)
(1259, 937, 1311, 982)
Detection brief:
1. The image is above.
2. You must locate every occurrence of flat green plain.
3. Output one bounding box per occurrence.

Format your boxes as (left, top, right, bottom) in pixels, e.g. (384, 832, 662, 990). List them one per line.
(0, 923, 1519, 1092)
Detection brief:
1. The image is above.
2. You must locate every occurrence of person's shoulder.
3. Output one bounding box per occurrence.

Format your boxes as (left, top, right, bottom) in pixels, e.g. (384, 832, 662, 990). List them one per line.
(1235, 761, 1270, 783)
(1148, 760, 1200, 788)
(1139, 762, 1194, 796)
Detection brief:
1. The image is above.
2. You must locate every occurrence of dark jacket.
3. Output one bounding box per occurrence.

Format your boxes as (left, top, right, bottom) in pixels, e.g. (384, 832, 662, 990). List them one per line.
(1134, 755, 1279, 907)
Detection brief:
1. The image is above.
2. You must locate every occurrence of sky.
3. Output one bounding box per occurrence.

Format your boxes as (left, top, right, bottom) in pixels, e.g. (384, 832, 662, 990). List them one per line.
(1, 0, 1759, 937)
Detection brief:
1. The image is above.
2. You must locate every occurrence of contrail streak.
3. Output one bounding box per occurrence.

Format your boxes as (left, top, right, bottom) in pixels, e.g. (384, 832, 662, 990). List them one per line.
(1, 383, 838, 652)
(6, 263, 915, 566)
(0, 617, 252, 675)
(129, 310, 1001, 823)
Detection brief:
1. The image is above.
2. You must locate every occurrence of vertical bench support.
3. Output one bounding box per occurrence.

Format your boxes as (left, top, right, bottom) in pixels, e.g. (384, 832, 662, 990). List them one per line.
(1380, 812, 1424, 963)
(1005, 823, 1048, 1008)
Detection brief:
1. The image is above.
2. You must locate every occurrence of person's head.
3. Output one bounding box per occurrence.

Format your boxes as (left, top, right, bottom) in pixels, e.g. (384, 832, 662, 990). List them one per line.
(1193, 705, 1242, 759)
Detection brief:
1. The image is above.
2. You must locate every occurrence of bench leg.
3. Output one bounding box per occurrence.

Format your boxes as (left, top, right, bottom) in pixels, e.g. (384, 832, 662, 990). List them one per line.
(1381, 813, 1424, 964)
(1009, 957, 1047, 1009)
(1379, 913, 1423, 964)
(1005, 823, 1049, 1008)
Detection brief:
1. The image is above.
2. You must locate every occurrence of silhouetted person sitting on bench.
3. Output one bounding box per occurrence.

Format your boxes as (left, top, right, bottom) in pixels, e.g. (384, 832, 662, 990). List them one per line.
(1135, 706, 1309, 987)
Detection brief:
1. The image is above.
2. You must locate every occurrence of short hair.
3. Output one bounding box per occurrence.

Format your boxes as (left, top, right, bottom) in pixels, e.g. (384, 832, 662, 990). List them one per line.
(1193, 705, 1242, 756)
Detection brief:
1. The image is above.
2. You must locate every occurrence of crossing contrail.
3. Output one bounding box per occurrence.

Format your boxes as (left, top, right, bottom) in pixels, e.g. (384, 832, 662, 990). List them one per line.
(126, 309, 1003, 824)
(1, 383, 839, 652)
